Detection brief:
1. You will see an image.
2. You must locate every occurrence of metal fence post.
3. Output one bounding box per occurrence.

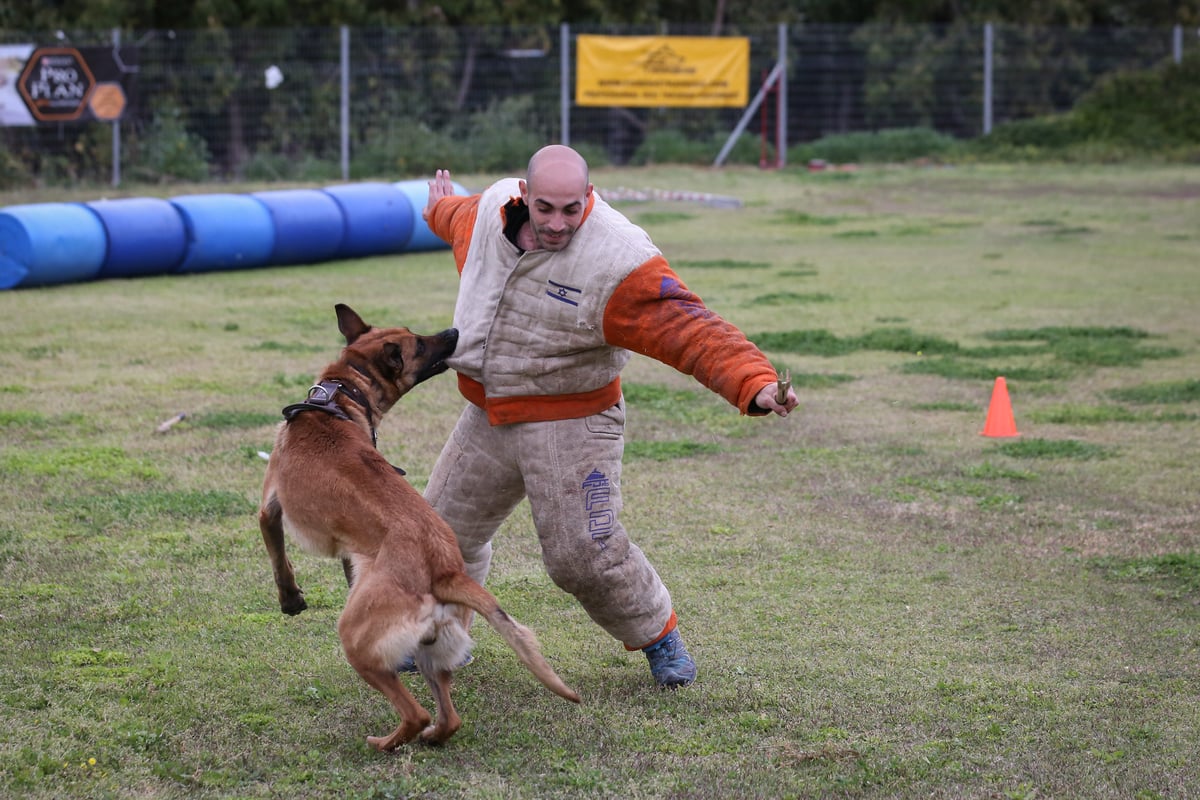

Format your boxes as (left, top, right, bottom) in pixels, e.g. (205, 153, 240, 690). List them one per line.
(777, 22, 788, 167)
(1173, 24, 1183, 64)
(111, 27, 121, 187)
(983, 22, 994, 135)
(340, 25, 350, 181)
(713, 62, 782, 167)
(560, 23, 571, 145)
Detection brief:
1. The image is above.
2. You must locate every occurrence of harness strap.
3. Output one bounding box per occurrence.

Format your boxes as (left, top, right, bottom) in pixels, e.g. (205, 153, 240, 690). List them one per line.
(281, 379, 377, 447)
(280, 378, 406, 472)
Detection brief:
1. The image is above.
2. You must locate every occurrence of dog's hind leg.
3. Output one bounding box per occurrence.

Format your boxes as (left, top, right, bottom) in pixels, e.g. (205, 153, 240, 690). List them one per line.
(338, 587, 433, 751)
(259, 493, 307, 615)
(413, 608, 471, 743)
(348, 658, 432, 751)
(418, 669, 462, 744)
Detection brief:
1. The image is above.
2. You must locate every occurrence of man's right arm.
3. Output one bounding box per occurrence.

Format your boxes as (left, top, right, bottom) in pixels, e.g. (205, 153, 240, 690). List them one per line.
(423, 169, 456, 223)
(423, 169, 479, 274)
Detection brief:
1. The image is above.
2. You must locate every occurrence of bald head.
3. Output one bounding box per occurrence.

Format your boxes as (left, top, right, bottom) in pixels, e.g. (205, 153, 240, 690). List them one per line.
(519, 145, 593, 252)
(526, 145, 589, 194)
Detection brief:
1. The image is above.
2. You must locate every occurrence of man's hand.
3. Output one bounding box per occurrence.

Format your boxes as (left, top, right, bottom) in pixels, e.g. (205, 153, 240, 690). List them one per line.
(754, 381, 798, 417)
(424, 169, 454, 225)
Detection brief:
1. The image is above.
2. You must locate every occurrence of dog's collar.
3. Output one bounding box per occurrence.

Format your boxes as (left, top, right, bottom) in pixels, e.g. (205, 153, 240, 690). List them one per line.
(339, 367, 378, 439)
(282, 379, 378, 447)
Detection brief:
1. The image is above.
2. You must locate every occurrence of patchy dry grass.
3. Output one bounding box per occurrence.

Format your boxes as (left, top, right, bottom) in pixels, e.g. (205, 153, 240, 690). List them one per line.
(1, 163, 1198, 799)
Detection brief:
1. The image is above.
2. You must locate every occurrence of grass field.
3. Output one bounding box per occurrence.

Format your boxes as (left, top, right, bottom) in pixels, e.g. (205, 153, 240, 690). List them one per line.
(1, 163, 1198, 799)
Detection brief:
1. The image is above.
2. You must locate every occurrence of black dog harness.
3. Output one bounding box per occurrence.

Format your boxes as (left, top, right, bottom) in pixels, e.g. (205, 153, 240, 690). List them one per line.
(282, 378, 378, 448)
(279, 371, 406, 476)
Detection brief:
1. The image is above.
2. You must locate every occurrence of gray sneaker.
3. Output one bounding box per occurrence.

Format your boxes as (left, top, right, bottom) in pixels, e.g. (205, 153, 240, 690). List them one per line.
(397, 652, 473, 674)
(643, 629, 697, 688)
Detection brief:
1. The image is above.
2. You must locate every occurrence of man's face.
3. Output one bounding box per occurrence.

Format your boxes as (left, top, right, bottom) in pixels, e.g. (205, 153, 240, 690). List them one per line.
(520, 174, 592, 252)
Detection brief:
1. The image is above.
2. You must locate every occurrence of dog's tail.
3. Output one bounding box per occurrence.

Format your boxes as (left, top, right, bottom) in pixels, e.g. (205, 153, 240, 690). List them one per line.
(432, 572, 581, 704)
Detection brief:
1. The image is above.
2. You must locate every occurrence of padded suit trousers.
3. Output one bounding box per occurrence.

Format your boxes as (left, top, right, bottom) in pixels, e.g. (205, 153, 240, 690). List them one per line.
(423, 399, 674, 649)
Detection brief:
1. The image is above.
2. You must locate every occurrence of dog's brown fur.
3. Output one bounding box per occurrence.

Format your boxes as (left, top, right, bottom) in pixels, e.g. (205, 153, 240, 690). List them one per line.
(259, 304, 580, 750)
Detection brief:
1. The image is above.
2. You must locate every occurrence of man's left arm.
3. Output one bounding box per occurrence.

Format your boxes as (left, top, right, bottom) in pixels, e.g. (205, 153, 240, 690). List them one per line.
(603, 258, 798, 417)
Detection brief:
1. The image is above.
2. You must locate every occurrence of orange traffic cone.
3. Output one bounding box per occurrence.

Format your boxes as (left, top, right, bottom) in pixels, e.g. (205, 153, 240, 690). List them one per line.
(980, 376, 1020, 437)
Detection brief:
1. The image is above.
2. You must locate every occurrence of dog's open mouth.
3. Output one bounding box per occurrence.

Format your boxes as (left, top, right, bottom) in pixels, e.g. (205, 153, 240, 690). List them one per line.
(414, 329, 458, 385)
(416, 358, 451, 384)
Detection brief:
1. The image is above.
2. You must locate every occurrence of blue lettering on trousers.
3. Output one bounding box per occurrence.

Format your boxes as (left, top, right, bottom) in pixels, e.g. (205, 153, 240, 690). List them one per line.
(582, 469, 614, 549)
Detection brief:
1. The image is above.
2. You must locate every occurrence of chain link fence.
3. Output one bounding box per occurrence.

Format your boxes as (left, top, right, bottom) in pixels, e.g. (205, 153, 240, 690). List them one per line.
(0, 23, 1191, 186)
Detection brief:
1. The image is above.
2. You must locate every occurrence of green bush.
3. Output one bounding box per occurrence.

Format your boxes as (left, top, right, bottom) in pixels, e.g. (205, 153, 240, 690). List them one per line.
(1072, 51, 1200, 147)
(0, 127, 114, 188)
(962, 115, 1097, 161)
(0, 146, 30, 189)
(787, 127, 959, 164)
(963, 51, 1200, 161)
(630, 129, 703, 165)
(351, 100, 610, 178)
(975, 115, 1089, 151)
(447, 96, 548, 173)
(569, 141, 612, 170)
(350, 126, 444, 179)
(128, 107, 211, 183)
(350, 95, 547, 176)
(243, 151, 340, 182)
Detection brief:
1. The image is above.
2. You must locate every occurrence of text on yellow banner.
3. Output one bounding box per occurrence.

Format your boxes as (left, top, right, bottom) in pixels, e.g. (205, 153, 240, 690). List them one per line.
(575, 35, 750, 108)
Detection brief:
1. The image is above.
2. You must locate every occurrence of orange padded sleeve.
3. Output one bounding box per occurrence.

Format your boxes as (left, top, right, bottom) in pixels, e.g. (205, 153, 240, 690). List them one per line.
(603, 258, 778, 415)
(426, 194, 480, 275)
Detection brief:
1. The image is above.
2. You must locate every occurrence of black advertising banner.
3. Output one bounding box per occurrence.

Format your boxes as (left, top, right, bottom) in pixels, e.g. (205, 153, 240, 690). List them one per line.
(2, 44, 137, 125)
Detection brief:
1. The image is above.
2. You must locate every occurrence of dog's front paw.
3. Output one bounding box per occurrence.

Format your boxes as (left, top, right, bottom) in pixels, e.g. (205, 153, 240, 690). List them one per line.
(279, 590, 308, 616)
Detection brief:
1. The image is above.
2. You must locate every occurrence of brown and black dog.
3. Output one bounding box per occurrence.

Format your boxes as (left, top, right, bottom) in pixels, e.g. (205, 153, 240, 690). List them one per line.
(259, 304, 580, 750)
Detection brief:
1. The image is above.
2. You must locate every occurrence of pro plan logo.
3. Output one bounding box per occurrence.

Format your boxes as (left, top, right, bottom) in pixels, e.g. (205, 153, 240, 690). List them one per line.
(18, 47, 95, 122)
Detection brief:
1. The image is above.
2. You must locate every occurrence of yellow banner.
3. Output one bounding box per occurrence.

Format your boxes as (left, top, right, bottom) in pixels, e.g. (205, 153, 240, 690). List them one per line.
(576, 35, 749, 108)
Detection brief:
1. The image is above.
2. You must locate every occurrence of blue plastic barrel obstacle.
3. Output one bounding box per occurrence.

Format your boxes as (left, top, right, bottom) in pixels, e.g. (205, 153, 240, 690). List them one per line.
(0, 180, 463, 290)
(0, 203, 107, 289)
(321, 182, 414, 259)
(251, 188, 346, 266)
(169, 193, 276, 273)
(86, 197, 188, 279)
(392, 178, 469, 252)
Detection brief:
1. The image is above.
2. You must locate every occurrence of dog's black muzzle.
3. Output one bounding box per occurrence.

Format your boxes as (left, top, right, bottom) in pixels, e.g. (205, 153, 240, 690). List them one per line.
(415, 328, 458, 384)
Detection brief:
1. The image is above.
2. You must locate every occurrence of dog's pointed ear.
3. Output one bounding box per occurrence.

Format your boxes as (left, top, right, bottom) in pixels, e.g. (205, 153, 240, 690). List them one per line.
(335, 304, 371, 345)
(382, 342, 405, 371)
